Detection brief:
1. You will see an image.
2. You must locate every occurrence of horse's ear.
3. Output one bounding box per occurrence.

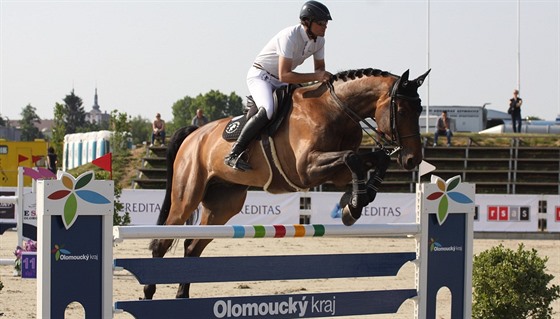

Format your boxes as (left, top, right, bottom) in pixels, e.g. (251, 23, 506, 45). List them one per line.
(400, 70, 410, 82)
(398, 70, 410, 89)
(414, 69, 431, 87)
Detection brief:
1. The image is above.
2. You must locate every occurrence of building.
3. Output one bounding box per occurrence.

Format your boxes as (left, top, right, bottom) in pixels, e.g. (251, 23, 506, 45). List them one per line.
(85, 88, 110, 126)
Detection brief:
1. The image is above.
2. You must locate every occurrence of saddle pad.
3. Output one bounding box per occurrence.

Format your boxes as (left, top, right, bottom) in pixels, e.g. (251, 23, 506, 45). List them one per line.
(221, 84, 297, 142)
(222, 115, 247, 141)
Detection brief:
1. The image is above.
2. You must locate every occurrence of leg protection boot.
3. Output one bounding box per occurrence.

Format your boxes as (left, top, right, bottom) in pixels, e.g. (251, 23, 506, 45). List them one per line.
(224, 107, 269, 171)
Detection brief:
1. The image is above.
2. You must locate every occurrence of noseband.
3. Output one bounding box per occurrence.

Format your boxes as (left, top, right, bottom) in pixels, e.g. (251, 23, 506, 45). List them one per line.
(326, 77, 421, 155)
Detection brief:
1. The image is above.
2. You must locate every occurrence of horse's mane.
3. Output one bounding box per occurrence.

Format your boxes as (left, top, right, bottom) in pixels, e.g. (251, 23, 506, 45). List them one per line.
(330, 68, 394, 83)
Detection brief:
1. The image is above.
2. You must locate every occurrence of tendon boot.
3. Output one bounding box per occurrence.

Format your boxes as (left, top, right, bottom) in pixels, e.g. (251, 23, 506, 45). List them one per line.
(224, 107, 269, 171)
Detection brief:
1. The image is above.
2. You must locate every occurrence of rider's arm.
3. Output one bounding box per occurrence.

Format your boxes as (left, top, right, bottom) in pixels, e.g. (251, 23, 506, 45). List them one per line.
(278, 56, 330, 84)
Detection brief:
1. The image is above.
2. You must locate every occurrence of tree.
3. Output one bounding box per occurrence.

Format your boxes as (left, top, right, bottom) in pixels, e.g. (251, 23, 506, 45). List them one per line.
(170, 90, 244, 134)
(51, 102, 67, 160)
(109, 110, 131, 182)
(19, 104, 43, 141)
(171, 96, 195, 129)
(0, 114, 5, 127)
(129, 115, 151, 145)
(194, 90, 244, 121)
(63, 90, 86, 134)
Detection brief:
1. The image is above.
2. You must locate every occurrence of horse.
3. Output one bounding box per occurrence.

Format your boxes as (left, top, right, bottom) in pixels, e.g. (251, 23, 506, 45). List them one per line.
(144, 68, 430, 299)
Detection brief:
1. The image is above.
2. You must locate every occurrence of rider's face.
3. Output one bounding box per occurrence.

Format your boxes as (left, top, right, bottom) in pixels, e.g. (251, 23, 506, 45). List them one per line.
(311, 20, 328, 37)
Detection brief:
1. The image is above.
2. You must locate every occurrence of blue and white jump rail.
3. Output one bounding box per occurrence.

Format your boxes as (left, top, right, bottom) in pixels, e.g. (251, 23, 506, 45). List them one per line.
(37, 172, 475, 319)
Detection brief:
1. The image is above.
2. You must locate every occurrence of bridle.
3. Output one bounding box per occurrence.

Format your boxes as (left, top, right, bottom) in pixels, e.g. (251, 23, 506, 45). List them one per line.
(326, 76, 422, 156)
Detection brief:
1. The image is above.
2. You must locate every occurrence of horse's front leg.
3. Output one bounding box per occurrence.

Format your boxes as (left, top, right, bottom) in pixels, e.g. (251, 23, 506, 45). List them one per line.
(340, 153, 369, 226)
(340, 151, 391, 226)
(303, 150, 368, 226)
(360, 150, 391, 203)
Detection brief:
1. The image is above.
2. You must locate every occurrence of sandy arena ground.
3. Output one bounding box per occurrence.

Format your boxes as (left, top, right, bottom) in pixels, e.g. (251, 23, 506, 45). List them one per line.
(0, 229, 559, 319)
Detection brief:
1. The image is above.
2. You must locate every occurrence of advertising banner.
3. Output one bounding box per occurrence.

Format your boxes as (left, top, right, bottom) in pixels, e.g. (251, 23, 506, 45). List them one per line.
(546, 195, 560, 232)
(119, 190, 554, 232)
(119, 190, 300, 225)
(309, 192, 416, 225)
(226, 192, 300, 225)
(473, 194, 539, 232)
(22, 191, 37, 241)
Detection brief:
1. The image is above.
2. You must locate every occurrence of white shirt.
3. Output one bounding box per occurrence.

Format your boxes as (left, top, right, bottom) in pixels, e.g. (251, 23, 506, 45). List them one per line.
(253, 24, 325, 78)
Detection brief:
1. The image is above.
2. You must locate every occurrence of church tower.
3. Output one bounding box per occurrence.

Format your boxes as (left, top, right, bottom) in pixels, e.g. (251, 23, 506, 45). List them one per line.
(85, 87, 110, 126)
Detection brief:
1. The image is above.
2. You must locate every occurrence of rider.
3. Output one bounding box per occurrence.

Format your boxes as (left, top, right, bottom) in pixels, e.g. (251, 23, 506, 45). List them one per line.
(224, 0, 333, 171)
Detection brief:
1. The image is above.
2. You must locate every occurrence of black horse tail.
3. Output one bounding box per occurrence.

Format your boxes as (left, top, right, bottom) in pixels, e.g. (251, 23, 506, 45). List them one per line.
(155, 125, 199, 226)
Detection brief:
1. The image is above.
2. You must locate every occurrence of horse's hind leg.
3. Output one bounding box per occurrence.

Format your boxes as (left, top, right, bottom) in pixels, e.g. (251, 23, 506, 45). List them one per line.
(144, 191, 204, 299)
(175, 184, 249, 298)
(175, 238, 213, 298)
(143, 238, 175, 299)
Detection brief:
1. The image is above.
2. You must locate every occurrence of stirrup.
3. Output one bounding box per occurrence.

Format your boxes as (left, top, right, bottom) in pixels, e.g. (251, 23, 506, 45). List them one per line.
(224, 151, 252, 171)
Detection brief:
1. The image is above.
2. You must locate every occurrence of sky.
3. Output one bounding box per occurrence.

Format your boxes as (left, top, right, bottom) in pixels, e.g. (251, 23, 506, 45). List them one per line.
(1, 0, 559, 123)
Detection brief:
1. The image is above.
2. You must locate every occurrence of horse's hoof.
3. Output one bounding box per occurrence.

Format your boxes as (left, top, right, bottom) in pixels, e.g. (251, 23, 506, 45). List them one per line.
(342, 205, 361, 226)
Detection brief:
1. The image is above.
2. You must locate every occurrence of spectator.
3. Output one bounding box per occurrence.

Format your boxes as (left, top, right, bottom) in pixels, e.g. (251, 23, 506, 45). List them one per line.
(151, 113, 166, 146)
(509, 89, 523, 133)
(433, 111, 452, 147)
(191, 109, 209, 127)
(46, 146, 58, 174)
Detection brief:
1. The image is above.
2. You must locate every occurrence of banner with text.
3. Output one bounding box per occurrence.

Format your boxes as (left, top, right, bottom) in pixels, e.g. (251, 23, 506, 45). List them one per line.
(308, 192, 416, 225)
(118, 190, 558, 232)
(119, 190, 300, 225)
(473, 194, 539, 232)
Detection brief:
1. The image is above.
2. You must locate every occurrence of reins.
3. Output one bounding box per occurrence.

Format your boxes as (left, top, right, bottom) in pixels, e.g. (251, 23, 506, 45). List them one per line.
(326, 77, 420, 156)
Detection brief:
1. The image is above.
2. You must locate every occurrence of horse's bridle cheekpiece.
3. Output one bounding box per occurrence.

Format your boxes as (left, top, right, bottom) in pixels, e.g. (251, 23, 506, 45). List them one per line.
(326, 74, 421, 157)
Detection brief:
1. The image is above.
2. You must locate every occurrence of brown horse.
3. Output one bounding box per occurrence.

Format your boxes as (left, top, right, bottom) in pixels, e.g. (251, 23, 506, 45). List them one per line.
(144, 68, 430, 299)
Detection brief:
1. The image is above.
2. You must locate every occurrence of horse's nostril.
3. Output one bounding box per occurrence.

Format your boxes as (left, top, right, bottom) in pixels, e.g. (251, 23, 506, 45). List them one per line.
(406, 157, 417, 170)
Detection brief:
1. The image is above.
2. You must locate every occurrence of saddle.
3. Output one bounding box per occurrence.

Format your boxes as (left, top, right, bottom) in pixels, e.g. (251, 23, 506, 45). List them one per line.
(222, 84, 297, 141)
(222, 84, 307, 193)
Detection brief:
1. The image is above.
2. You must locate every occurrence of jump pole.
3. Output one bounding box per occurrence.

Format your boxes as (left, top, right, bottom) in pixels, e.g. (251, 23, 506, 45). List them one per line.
(38, 174, 474, 319)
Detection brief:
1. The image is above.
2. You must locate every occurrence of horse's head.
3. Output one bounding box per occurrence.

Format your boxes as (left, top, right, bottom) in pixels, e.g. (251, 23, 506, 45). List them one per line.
(376, 69, 430, 170)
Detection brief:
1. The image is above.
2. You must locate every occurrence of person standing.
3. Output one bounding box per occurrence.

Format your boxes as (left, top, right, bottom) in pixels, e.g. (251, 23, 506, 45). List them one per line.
(433, 111, 452, 147)
(191, 109, 209, 127)
(509, 89, 523, 133)
(46, 146, 58, 174)
(224, 1, 333, 171)
(151, 113, 166, 146)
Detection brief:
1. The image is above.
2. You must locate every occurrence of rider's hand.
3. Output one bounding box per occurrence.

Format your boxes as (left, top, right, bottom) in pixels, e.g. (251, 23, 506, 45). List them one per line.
(317, 70, 332, 83)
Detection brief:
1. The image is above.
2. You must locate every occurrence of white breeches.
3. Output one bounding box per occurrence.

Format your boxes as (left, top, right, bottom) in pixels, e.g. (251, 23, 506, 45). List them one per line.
(246, 67, 286, 120)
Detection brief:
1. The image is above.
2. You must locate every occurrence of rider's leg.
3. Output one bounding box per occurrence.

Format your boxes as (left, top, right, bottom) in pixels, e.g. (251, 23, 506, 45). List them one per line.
(224, 67, 278, 171)
(224, 107, 268, 170)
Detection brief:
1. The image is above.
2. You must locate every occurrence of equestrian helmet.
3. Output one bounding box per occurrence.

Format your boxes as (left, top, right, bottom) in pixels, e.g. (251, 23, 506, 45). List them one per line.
(299, 1, 332, 22)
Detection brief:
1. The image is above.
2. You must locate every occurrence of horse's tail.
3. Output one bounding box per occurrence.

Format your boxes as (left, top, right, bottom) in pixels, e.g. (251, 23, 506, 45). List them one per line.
(156, 125, 199, 226)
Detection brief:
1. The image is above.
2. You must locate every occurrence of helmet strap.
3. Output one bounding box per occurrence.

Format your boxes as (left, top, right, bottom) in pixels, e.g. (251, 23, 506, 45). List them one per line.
(303, 20, 318, 41)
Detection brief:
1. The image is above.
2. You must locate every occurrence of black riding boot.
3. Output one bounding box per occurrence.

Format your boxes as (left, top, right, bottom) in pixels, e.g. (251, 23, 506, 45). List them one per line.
(224, 107, 269, 171)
